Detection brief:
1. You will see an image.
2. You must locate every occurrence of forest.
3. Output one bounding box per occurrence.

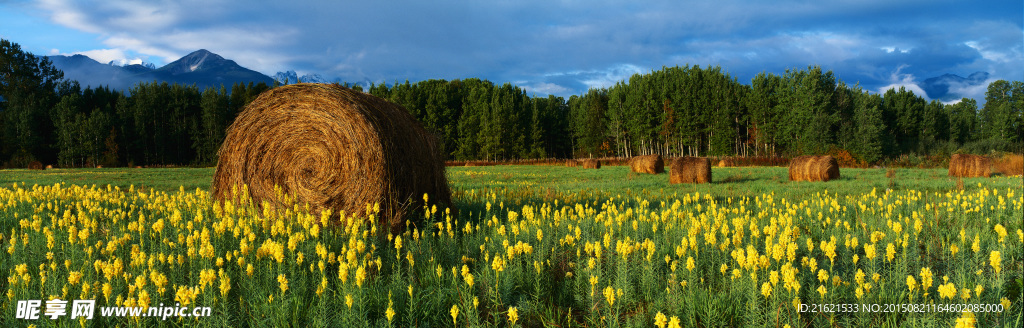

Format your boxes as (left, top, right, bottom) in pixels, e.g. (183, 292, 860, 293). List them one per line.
(2, 39, 1022, 168)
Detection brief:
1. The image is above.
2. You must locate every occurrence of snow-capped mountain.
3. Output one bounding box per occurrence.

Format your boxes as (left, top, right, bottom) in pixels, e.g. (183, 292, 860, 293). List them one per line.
(273, 70, 333, 84)
(107, 59, 156, 69)
(48, 49, 274, 91)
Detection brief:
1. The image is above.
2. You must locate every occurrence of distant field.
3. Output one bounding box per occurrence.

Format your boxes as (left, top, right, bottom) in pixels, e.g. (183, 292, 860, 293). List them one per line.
(1, 165, 1010, 199)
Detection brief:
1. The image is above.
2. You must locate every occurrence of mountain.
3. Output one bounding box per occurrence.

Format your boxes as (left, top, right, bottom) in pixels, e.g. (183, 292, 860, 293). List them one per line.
(47, 54, 150, 90)
(274, 70, 333, 84)
(920, 72, 989, 102)
(48, 49, 274, 91)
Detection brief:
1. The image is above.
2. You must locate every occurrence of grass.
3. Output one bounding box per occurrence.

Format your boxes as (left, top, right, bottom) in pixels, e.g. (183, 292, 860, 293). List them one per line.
(1, 165, 1022, 327)
(3, 165, 1009, 200)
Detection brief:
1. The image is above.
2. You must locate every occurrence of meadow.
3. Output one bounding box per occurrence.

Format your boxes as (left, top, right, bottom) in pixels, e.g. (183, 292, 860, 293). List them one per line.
(1, 165, 1021, 327)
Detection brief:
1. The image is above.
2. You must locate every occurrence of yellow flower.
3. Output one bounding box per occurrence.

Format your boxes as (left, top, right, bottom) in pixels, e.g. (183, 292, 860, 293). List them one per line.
(954, 310, 976, 328)
(761, 282, 772, 298)
(1000, 297, 1011, 310)
(277, 274, 289, 295)
(686, 256, 695, 272)
(667, 316, 680, 328)
(356, 265, 366, 288)
(385, 291, 396, 323)
(864, 244, 876, 260)
(906, 275, 917, 293)
(817, 285, 827, 298)
(345, 294, 354, 308)
(655, 311, 668, 328)
(450, 304, 459, 326)
(990, 251, 1002, 274)
(919, 267, 933, 289)
(604, 285, 616, 306)
(508, 306, 518, 326)
(938, 282, 957, 299)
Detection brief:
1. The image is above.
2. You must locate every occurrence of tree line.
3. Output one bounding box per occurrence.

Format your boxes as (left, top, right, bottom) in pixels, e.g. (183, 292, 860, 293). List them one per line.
(2, 38, 1022, 168)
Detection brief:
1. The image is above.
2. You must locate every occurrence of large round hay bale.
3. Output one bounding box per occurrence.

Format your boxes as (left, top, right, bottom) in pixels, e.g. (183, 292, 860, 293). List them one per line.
(212, 83, 451, 232)
(788, 155, 840, 182)
(28, 161, 43, 170)
(565, 160, 580, 167)
(670, 157, 711, 184)
(948, 154, 991, 178)
(582, 159, 601, 169)
(629, 155, 664, 174)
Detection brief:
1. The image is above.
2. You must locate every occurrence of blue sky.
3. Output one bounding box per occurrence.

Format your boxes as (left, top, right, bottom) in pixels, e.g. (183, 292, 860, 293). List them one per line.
(1, 0, 1021, 101)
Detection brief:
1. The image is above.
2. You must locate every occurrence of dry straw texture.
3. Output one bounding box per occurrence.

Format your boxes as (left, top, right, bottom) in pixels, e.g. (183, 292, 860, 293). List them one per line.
(948, 154, 992, 178)
(582, 159, 601, 169)
(670, 157, 712, 184)
(212, 83, 451, 232)
(717, 159, 731, 168)
(629, 155, 664, 174)
(565, 160, 580, 167)
(994, 153, 1023, 176)
(28, 161, 43, 170)
(788, 155, 840, 182)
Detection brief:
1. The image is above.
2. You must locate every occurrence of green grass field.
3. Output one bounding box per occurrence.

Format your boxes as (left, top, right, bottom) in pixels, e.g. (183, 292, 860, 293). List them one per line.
(2, 166, 1021, 327)
(2, 165, 1010, 200)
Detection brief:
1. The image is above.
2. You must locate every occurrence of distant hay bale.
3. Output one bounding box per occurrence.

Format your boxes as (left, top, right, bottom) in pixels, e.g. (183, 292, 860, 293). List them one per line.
(717, 159, 729, 167)
(212, 83, 451, 233)
(44, 165, 53, 170)
(670, 157, 712, 184)
(948, 154, 992, 178)
(582, 159, 601, 169)
(788, 155, 840, 182)
(565, 160, 579, 167)
(28, 161, 43, 170)
(994, 154, 1023, 176)
(629, 155, 664, 174)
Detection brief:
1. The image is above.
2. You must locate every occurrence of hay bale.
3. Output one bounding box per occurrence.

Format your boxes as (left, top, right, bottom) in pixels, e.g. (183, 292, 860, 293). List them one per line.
(629, 155, 664, 174)
(788, 155, 840, 182)
(28, 161, 43, 170)
(717, 159, 730, 168)
(994, 154, 1023, 176)
(582, 159, 601, 169)
(670, 157, 712, 184)
(948, 154, 992, 178)
(44, 165, 53, 170)
(565, 160, 580, 167)
(212, 83, 451, 233)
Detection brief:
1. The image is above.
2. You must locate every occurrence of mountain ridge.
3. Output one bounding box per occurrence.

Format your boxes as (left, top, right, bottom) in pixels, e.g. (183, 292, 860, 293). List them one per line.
(48, 49, 274, 91)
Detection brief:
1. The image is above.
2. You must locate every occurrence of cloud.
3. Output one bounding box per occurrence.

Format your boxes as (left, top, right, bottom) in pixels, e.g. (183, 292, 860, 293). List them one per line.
(521, 82, 571, 96)
(70, 48, 141, 65)
(17, 0, 1024, 100)
(875, 65, 929, 99)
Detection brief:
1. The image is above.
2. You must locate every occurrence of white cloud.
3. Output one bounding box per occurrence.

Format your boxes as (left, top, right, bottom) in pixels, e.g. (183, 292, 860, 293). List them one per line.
(71, 48, 138, 65)
(522, 82, 570, 96)
(876, 65, 929, 99)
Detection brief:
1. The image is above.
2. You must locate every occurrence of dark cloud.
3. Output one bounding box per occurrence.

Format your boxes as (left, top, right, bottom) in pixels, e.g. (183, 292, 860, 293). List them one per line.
(20, 0, 1024, 99)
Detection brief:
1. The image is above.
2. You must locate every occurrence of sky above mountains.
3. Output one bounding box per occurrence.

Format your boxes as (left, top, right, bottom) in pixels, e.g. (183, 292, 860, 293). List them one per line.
(1, 0, 1021, 101)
